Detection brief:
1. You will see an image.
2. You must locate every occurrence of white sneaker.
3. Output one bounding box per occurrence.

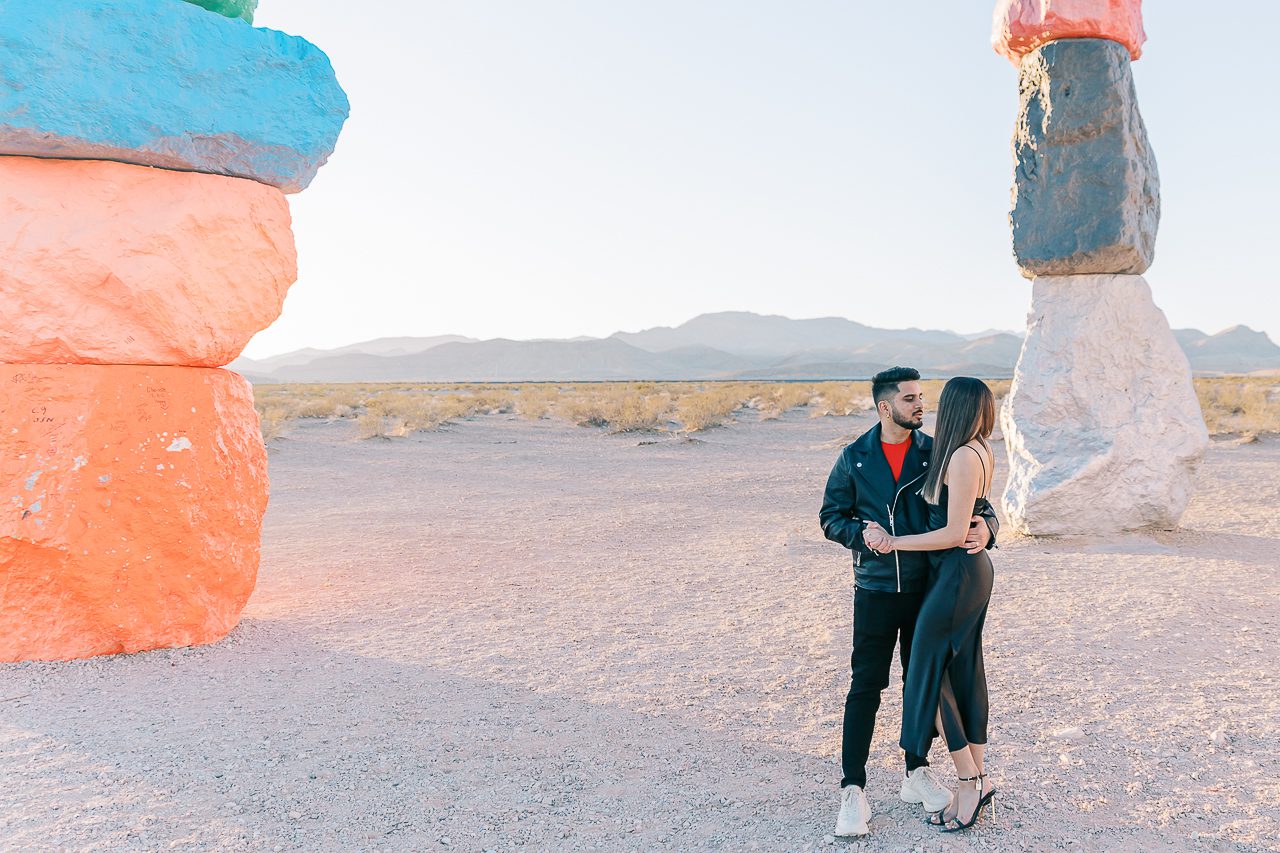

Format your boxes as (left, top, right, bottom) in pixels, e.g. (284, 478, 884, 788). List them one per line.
(899, 766, 953, 813)
(835, 785, 871, 837)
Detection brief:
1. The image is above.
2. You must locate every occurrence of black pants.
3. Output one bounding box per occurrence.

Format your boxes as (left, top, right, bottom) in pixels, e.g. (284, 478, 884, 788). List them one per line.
(841, 586, 930, 789)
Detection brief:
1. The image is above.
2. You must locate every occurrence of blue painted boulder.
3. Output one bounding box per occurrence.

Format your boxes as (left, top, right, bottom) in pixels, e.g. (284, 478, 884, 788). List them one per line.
(1010, 39, 1159, 278)
(0, 0, 348, 193)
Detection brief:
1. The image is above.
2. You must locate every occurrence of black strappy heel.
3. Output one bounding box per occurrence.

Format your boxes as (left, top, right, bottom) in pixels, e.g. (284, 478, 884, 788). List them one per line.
(934, 774, 992, 832)
(929, 772, 996, 826)
(925, 775, 975, 827)
(978, 772, 998, 805)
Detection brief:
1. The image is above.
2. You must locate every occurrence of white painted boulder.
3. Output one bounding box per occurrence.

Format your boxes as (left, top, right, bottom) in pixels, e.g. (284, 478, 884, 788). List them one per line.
(1001, 274, 1208, 535)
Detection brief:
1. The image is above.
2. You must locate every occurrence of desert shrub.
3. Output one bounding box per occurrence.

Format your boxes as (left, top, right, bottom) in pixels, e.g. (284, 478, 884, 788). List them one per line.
(551, 384, 671, 431)
(356, 398, 397, 439)
(558, 393, 613, 428)
(757, 383, 816, 420)
(358, 392, 479, 436)
(294, 397, 343, 418)
(468, 389, 517, 415)
(608, 390, 673, 432)
(356, 416, 387, 438)
(675, 386, 744, 432)
(808, 382, 872, 418)
(257, 405, 291, 442)
(1195, 379, 1280, 435)
(516, 385, 559, 420)
(420, 394, 480, 428)
(252, 377, 1036, 443)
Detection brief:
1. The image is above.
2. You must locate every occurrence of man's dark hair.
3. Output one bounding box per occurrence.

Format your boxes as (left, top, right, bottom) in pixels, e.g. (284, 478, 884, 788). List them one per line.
(871, 366, 921, 406)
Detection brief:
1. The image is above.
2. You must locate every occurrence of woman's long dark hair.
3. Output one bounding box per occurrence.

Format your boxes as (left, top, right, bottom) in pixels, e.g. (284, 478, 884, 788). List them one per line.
(921, 377, 996, 504)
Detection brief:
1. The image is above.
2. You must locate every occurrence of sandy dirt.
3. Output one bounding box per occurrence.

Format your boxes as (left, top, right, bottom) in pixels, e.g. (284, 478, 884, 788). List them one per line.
(2, 410, 1278, 852)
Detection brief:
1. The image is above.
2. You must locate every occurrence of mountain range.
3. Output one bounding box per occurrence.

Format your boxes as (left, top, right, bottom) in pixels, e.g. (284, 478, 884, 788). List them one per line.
(229, 312, 1280, 383)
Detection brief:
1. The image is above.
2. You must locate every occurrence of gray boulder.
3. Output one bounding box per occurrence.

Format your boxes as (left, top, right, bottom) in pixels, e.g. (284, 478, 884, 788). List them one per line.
(1010, 38, 1160, 278)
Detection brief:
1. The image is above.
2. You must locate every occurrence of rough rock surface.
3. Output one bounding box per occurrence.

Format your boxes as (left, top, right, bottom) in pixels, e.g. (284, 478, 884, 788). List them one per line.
(1011, 38, 1159, 278)
(0, 157, 296, 367)
(992, 0, 1146, 65)
(1001, 275, 1208, 535)
(184, 0, 258, 23)
(0, 365, 268, 662)
(0, 0, 349, 193)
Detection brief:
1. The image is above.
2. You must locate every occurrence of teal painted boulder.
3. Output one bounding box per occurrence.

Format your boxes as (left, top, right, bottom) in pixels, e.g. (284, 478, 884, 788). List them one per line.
(0, 0, 348, 193)
(185, 0, 258, 24)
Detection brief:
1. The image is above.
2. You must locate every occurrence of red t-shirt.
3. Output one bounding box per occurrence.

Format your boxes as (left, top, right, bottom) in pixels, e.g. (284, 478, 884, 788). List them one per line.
(882, 437, 910, 481)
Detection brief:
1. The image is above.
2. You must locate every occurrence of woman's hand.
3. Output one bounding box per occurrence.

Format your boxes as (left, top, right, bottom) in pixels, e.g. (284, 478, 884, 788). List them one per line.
(863, 521, 895, 553)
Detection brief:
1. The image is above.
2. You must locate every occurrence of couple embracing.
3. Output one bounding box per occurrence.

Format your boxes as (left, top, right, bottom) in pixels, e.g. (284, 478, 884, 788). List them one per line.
(819, 367, 999, 836)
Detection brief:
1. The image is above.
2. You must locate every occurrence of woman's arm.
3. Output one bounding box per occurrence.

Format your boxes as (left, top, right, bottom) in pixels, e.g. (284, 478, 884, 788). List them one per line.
(887, 447, 985, 552)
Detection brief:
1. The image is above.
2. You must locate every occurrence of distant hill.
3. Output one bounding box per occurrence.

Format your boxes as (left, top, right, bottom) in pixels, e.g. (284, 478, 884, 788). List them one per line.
(235, 312, 1280, 383)
(611, 311, 960, 357)
(261, 338, 747, 383)
(1174, 326, 1280, 374)
(230, 334, 476, 376)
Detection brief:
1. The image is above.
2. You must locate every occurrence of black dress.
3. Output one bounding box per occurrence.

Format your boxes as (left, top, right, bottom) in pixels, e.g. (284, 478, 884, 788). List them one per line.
(899, 447, 995, 757)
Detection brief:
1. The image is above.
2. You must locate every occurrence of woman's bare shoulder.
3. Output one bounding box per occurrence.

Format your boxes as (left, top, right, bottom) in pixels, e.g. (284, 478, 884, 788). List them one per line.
(942, 443, 981, 483)
(949, 441, 988, 465)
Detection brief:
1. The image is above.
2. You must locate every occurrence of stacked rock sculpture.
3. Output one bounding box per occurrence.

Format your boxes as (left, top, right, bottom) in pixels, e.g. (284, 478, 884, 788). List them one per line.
(0, 0, 348, 661)
(992, 0, 1209, 535)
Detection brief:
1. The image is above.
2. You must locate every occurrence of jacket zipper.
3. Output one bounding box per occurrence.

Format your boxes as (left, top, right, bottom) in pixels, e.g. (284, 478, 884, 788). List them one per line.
(886, 503, 899, 591)
(887, 471, 927, 593)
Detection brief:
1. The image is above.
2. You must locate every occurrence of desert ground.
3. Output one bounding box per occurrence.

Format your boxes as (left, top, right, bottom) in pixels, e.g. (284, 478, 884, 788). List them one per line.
(2, 407, 1278, 852)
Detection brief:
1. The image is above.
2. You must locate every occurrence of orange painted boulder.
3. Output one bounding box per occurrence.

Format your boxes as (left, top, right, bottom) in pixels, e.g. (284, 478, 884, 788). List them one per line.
(0, 365, 268, 662)
(992, 0, 1145, 65)
(0, 157, 297, 367)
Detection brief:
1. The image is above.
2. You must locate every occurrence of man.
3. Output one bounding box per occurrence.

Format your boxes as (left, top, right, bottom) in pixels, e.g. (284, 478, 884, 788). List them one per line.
(819, 366, 998, 837)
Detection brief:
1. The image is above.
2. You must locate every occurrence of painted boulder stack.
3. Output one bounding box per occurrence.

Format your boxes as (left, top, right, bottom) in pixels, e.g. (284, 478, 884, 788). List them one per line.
(0, 0, 348, 661)
(992, 0, 1209, 535)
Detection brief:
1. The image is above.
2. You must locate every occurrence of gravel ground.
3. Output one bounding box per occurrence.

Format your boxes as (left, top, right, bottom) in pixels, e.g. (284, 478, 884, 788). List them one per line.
(2, 410, 1277, 852)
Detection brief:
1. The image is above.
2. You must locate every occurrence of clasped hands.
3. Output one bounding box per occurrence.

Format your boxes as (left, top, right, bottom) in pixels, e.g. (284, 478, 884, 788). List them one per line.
(863, 518, 990, 555)
(862, 521, 894, 553)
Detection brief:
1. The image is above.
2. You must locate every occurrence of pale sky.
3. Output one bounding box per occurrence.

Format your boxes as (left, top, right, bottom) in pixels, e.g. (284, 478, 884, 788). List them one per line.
(245, 1, 1280, 359)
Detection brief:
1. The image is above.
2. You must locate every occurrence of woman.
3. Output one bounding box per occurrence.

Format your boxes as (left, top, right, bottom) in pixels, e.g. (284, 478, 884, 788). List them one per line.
(863, 377, 997, 832)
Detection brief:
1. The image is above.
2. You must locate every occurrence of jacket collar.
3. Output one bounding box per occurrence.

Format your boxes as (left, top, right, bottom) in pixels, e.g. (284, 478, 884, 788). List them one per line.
(853, 422, 932, 487)
(900, 428, 930, 485)
(853, 421, 929, 453)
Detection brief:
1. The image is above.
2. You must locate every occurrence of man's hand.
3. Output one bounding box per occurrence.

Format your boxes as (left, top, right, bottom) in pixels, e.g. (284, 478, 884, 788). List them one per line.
(863, 521, 894, 554)
(963, 516, 991, 554)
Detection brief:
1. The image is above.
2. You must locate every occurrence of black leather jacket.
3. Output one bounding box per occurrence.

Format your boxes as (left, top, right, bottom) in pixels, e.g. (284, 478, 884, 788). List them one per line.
(819, 423, 999, 593)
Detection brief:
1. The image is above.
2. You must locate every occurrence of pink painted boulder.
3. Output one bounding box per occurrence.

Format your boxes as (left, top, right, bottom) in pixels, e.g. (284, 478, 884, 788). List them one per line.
(992, 0, 1146, 65)
(0, 157, 297, 367)
(0, 365, 268, 662)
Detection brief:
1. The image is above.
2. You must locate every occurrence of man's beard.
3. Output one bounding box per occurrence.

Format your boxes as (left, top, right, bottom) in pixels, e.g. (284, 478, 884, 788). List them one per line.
(891, 408, 923, 430)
